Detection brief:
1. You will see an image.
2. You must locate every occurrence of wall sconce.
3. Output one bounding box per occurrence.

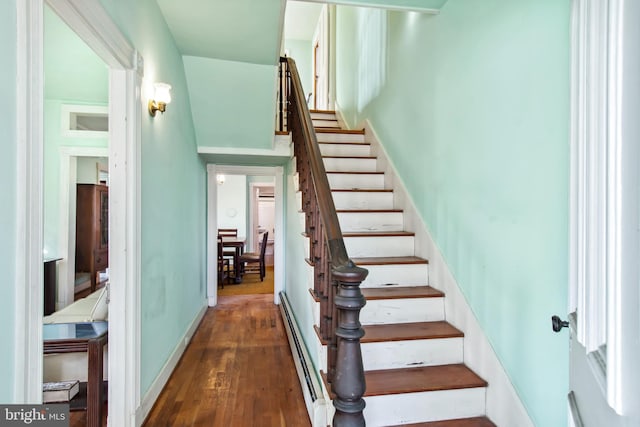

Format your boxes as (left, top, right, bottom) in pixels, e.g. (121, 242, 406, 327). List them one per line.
(217, 174, 225, 185)
(148, 82, 172, 117)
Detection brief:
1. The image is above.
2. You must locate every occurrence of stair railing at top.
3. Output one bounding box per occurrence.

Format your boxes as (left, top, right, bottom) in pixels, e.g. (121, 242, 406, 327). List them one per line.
(279, 56, 369, 427)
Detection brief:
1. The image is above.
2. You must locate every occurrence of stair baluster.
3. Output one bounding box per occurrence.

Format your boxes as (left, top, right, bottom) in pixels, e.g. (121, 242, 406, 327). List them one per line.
(282, 57, 369, 426)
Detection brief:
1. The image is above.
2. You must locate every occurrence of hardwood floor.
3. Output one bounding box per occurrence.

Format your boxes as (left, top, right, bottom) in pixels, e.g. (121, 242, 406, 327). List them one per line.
(143, 294, 310, 427)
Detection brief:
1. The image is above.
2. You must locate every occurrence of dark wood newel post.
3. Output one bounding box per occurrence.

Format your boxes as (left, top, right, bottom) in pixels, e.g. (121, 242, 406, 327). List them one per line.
(331, 259, 368, 427)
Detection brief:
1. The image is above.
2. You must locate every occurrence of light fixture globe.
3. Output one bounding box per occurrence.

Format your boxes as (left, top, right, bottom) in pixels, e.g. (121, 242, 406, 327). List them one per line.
(148, 82, 172, 117)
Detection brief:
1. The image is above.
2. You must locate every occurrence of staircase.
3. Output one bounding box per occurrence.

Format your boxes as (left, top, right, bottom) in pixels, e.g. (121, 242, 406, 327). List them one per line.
(305, 110, 496, 427)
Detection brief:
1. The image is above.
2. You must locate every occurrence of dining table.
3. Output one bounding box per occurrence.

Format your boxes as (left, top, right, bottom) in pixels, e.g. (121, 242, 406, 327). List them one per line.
(220, 235, 245, 283)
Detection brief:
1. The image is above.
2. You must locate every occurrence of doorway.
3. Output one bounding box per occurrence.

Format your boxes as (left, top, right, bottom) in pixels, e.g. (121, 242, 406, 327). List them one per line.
(206, 165, 284, 307)
(18, 1, 141, 425)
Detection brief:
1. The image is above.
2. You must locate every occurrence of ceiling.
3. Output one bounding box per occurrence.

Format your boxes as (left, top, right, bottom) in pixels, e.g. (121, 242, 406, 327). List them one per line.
(284, 2, 324, 41)
(156, 0, 285, 66)
(155, 0, 446, 67)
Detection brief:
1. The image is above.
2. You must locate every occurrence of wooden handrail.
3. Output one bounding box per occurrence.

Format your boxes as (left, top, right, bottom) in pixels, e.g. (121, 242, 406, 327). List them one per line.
(280, 57, 369, 426)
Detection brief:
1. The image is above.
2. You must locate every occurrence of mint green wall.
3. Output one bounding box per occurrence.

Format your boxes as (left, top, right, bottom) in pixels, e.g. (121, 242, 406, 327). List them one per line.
(284, 39, 314, 96)
(284, 160, 321, 372)
(183, 56, 277, 149)
(336, 1, 570, 426)
(99, 0, 207, 396)
(0, 0, 17, 404)
(44, 7, 108, 102)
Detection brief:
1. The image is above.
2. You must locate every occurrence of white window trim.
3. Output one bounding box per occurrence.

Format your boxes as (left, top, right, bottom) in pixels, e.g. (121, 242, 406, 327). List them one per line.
(569, 0, 632, 415)
(60, 104, 109, 138)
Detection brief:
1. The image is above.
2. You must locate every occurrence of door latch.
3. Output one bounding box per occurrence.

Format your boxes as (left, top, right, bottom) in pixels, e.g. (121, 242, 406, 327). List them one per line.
(551, 315, 569, 332)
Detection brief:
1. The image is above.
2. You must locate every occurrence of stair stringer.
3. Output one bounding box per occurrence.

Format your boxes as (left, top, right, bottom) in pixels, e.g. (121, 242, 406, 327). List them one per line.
(361, 118, 535, 427)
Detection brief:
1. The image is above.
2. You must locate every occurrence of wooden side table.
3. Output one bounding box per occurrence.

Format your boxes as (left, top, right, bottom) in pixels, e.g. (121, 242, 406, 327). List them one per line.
(43, 322, 108, 427)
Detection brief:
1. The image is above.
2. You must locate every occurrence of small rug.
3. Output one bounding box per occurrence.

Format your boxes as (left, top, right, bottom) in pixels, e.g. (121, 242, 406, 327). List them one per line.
(218, 266, 275, 296)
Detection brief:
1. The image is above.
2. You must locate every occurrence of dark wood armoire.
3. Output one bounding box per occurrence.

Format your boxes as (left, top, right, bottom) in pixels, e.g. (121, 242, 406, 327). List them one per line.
(75, 184, 109, 292)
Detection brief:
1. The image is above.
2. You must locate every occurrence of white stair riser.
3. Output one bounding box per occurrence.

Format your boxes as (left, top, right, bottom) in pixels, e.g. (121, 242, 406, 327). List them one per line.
(362, 338, 463, 371)
(363, 388, 487, 426)
(311, 295, 320, 328)
(328, 173, 385, 189)
(338, 211, 404, 232)
(344, 235, 415, 258)
(313, 119, 340, 127)
(361, 298, 445, 324)
(310, 112, 336, 120)
(295, 191, 303, 211)
(317, 337, 463, 373)
(303, 231, 311, 260)
(319, 143, 371, 157)
(360, 264, 429, 287)
(323, 157, 377, 172)
(332, 192, 394, 210)
(316, 133, 365, 143)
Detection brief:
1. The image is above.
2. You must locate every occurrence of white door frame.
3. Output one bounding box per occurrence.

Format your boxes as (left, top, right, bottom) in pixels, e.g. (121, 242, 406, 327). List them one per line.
(17, 1, 141, 426)
(568, 0, 640, 422)
(312, 5, 330, 110)
(206, 165, 284, 307)
(248, 182, 275, 252)
(57, 146, 109, 309)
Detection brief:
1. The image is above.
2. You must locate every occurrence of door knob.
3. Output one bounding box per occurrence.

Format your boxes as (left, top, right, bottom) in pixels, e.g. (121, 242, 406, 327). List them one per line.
(551, 315, 569, 332)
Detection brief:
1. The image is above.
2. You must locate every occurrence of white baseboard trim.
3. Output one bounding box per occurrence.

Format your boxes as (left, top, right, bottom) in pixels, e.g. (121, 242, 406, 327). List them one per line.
(135, 303, 208, 426)
(362, 119, 534, 427)
(568, 391, 583, 427)
(279, 292, 328, 427)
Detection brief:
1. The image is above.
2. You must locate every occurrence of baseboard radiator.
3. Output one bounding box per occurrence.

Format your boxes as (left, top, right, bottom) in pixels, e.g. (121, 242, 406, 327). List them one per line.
(279, 291, 328, 427)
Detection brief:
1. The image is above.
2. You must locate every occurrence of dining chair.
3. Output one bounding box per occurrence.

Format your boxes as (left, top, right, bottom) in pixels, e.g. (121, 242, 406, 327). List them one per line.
(217, 228, 238, 237)
(238, 231, 268, 281)
(217, 237, 230, 288)
(217, 228, 239, 261)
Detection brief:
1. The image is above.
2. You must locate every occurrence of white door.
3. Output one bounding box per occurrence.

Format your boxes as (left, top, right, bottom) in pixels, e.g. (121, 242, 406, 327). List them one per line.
(312, 5, 329, 110)
(564, 1, 640, 425)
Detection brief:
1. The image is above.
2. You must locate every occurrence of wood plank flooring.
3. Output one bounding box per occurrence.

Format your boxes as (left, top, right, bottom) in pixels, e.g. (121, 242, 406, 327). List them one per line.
(143, 294, 310, 427)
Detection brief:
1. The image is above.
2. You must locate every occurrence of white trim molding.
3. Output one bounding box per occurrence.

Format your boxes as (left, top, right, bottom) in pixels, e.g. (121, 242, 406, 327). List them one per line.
(15, 0, 44, 403)
(57, 146, 109, 310)
(197, 137, 292, 158)
(569, 0, 640, 417)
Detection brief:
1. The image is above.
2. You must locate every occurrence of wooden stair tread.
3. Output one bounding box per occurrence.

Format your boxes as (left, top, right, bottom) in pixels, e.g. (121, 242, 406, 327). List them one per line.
(353, 256, 429, 265)
(362, 321, 463, 343)
(327, 171, 384, 175)
(343, 231, 414, 237)
(318, 141, 371, 145)
(316, 128, 364, 134)
(364, 364, 487, 396)
(323, 155, 377, 159)
(332, 188, 393, 192)
(337, 209, 403, 213)
(310, 109, 336, 114)
(388, 417, 496, 427)
(362, 286, 442, 300)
